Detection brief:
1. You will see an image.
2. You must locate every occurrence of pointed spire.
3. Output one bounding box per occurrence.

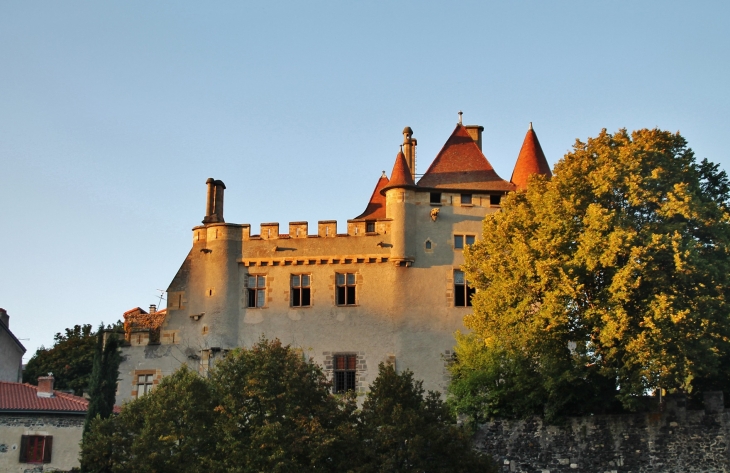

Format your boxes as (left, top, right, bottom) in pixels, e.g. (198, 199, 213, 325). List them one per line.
(381, 150, 416, 194)
(355, 172, 390, 219)
(510, 123, 552, 191)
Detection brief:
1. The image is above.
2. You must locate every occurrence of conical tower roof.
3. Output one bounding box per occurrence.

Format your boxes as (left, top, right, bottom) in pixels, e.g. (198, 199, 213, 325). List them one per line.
(381, 150, 416, 194)
(355, 172, 389, 219)
(510, 123, 552, 191)
(417, 123, 514, 192)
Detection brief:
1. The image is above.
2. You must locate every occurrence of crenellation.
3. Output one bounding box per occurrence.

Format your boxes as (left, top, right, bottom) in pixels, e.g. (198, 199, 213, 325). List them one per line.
(289, 221, 308, 238)
(260, 222, 279, 239)
(318, 220, 337, 237)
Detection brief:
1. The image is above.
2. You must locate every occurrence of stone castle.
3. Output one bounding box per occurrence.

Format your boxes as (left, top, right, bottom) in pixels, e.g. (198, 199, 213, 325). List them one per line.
(116, 117, 551, 403)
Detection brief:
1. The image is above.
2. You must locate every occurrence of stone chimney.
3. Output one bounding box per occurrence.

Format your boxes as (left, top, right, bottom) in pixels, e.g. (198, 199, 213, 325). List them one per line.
(402, 127, 417, 181)
(0, 308, 8, 328)
(465, 125, 484, 151)
(37, 374, 55, 398)
(149, 304, 157, 314)
(202, 178, 226, 224)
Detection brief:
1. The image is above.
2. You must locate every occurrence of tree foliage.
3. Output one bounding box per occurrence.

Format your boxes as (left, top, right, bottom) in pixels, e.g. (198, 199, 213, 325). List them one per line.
(451, 128, 730, 421)
(83, 326, 122, 440)
(23, 324, 96, 396)
(81, 339, 493, 472)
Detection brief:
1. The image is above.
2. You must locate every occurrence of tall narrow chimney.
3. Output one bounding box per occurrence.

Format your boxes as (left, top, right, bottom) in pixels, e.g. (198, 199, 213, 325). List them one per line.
(402, 127, 417, 181)
(202, 178, 226, 224)
(37, 374, 55, 398)
(0, 308, 8, 328)
(465, 125, 484, 151)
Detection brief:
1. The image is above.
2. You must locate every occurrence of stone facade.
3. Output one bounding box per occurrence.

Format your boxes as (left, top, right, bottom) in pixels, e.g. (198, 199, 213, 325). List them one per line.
(0, 414, 85, 473)
(0, 309, 26, 383)
(475, 393, 730, 473)
(116, 121, 552, 404)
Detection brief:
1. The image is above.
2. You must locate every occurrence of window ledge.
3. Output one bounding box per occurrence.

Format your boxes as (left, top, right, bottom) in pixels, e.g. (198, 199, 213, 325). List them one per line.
(430, 203, 442, 206)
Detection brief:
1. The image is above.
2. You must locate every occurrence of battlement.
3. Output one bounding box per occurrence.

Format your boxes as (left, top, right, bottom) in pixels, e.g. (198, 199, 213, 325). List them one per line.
(242, 219, 390, 241)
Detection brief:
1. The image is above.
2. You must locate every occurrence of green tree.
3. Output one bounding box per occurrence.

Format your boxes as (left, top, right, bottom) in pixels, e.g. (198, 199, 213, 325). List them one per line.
(357, 363, 496, 473)
(451, 128, 730, 421)
(23, 324, 96, 396)
(83, 326, 122, 439)
(210, 339, 358, 473)
(80, 366, 218, 473)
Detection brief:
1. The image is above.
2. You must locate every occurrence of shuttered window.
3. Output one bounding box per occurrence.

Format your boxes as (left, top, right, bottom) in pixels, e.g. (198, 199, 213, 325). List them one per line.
(19, 435, 52, 464)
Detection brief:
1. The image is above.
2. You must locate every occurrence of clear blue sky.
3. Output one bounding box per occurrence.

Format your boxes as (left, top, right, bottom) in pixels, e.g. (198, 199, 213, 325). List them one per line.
(1, 1, 728, 360)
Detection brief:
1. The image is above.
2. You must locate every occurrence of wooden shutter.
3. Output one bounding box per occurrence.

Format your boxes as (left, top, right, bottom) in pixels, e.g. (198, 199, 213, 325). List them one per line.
(18, 435, 28, 463)
(43, 436, 53, 463)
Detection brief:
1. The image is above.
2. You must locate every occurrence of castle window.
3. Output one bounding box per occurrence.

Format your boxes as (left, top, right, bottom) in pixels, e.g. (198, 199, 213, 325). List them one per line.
(430, 192, 441, 205)
(333, 354, 357, 393)
(454, 270, 475, 307)
(366, 221, 375, 233)
(454, 234, 475, 249)
(136, 374, 154, 398)
(336, 273, 356, 306)
(490, 194, 501, 206)
(461, 194, 472, 205)
(247, 275, 266, 308)
(19, 435, 52, 464)
(425, 240, 432, 250)
(291, 274, 311, 307)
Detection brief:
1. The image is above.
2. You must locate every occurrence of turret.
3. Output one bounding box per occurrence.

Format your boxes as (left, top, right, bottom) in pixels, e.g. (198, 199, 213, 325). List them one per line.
(382, 149, 416, 265)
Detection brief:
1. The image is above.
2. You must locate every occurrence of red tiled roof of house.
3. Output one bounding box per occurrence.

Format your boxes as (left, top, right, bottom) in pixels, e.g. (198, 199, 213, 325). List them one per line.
(381, 150, 416, 194)
(0, 381, 87, 413)
(355, 173, 389, 219)
(510, 124, 552, 191)
(417, 123, 515, 192)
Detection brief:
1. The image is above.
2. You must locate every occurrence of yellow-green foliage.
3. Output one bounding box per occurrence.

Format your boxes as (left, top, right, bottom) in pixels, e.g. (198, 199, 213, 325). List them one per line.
(452, 129, 730, 420)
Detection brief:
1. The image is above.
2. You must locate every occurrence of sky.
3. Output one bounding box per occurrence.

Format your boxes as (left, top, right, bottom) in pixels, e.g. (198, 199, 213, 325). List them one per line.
(1, 1, 728, 361)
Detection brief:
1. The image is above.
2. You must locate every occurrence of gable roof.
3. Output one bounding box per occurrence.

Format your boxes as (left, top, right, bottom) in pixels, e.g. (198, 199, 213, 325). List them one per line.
(510, 124, 552, 190)
(381, 150, 416, 194)
(355, 173, 389, 220)
(0, 381, 90, 413)
(417, 123, 514, 192)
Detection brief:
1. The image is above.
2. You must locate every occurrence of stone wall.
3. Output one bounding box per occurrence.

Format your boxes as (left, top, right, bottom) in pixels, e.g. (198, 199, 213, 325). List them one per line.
(474, 393, 729, 473)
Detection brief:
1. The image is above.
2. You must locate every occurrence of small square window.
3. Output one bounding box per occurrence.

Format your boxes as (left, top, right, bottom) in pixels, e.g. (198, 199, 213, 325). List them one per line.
(466, 235, 475, 246)
(430, 192, 442, 204)
(291, 274, 311, 307)
(247, 275, 266, 308)
(490, 194, 501, 206)
(461, 194, 472, 205)
(366, 222, 376, 233)
(454, 235, 464, 249)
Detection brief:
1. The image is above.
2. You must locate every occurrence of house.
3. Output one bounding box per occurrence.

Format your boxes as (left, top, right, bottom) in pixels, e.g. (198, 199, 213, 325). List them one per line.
(0, 375, 89, 472)
(0, 308, 26, 383)
(116, 118, 551, 404)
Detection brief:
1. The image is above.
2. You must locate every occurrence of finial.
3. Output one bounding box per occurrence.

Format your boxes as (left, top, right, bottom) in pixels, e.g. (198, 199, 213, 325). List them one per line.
(381, 170, 387, 178)
(458, 111, 463, 124)
(400, 144, 403, 152)
(529, 122, 533, 130)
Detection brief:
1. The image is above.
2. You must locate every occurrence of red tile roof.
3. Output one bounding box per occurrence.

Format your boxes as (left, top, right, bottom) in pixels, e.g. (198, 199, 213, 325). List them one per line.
(355, 173, 389, 220)
(381, 150, 416, 194)
(0, 381, 89, 413)
(510, 124, 552, 191)
(417, 123, 515, 192)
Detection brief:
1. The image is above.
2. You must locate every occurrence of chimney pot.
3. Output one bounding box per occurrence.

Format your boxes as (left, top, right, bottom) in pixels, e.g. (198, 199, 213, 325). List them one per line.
(37, 375, 55, 398)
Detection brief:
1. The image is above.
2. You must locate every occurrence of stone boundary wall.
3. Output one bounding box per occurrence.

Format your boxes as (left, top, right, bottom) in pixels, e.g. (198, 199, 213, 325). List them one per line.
(474, 394, 729, 473)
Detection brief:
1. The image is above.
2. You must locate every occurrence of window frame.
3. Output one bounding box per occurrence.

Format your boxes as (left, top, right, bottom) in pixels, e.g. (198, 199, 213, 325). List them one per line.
(291, 274, 312, 307)
(333, 354, 357, 393)
(461, 193, 473, 205)
(454, 234, 476, 250)
(19, 435, 52, 464)
(135, 373, 154, 398)
(430, 192, 442, 205)
(247, 274, 267, 308)
(335, 272, 357, 306)
(454, 270, 476, 307)
(365, 221, 376, 233)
